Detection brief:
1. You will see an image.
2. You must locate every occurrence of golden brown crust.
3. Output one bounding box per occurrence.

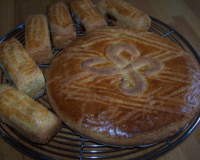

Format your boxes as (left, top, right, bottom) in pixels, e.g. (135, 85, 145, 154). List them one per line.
(47, 1, 76, 49)
(0, 84, 62, 144)
(68, 0, 108, 32)
(46, 26, 200, 146)
(96, 0, 151, 31)
(25, 14, 53, 64)
(0, 38, 45, 98)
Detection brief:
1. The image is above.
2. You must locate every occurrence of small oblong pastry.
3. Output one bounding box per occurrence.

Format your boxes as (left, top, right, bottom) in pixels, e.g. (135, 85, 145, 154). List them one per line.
(0, 84, 62, 144)
(46, 26, 200, 147)
(25, 14, 53, 64)
(68, 0, 108, 32)
(96, 0, 151, 31)
(0, 38, 45, 98)
(46, 1, 76, 49)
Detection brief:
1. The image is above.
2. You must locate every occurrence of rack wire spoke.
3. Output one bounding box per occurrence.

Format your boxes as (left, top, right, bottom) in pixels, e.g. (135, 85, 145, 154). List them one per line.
(0, 15, 199, 160)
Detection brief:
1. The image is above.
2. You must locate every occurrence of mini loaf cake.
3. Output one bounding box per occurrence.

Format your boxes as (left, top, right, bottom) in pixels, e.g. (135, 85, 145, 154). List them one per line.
(47, 1, 76, 49)
(0, 38, 45, 98)
(0, 84, 62, 144)
(46, 26, 200, 146)
(67, 0, 108, 32)
(96, 0, 151, 31)
(25, 14, 53, 64)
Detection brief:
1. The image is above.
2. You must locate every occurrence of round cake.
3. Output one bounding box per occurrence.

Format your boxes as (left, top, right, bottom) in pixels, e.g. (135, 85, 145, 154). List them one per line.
(46, 26, 200, 146)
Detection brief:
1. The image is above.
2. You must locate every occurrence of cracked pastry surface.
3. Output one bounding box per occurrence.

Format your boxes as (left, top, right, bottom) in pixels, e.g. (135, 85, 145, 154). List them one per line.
(47, 1, 76, 49)
(0, 38, 45, 98)
(25, 14, 53, 64)
(96, 0, 151, 31)
(0, 84, 62, 144)
(68, 0, 108, 32)
(46, 26, 200, 146)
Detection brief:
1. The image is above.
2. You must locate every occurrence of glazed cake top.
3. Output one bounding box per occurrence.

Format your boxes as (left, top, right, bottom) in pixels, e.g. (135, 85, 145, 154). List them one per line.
(46, 26, 200, 146)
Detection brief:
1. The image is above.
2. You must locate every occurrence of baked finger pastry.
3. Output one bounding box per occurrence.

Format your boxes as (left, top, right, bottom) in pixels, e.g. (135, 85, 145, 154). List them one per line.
(96, 0, 151, 31)
(47, 1, 76, 49)
(0, 38, 45, 98)
(0, 84, 62, 144)
(67, 0, 107, 32)
(46, 26, 200, 146)
(25, 14, 53, 64)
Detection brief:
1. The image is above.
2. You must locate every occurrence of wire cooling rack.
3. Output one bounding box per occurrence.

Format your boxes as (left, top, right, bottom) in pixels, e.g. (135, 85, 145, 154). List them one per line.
(0, 16, 200, 160)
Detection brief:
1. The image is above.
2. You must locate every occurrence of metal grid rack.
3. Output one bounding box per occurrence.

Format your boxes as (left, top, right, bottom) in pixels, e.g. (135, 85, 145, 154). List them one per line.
(0, 16, 200, 160)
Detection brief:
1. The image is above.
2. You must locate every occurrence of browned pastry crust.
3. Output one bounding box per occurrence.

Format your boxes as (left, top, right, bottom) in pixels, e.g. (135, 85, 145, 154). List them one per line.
(47, 1, 76, 49)
(25, 14, 53, 64)
(67, 0, 108, 32)
(96, 0, 151, 31)
(46, 26, 200, 146)
(0, 38, 45, 98)
(0, 84, 62, 144)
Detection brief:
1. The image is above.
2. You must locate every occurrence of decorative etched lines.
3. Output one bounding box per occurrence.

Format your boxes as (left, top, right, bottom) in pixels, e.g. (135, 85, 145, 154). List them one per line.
(81, 44, 164, 96)
(118, 69, 147, 96)
(127, 57, 164, 76)
(106, 44, 140, 67)
(81, 57, 123, 76)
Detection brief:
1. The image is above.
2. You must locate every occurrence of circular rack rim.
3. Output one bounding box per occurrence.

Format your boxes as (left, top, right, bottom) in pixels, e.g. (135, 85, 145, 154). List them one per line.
(0, 16, 200, 160)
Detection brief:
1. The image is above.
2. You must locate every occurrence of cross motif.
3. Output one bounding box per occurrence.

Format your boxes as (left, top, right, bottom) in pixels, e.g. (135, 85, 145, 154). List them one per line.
(81, 44, 164, 96)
